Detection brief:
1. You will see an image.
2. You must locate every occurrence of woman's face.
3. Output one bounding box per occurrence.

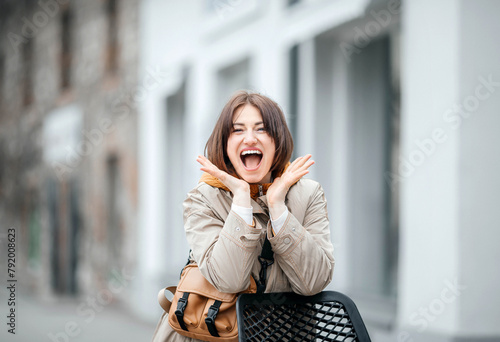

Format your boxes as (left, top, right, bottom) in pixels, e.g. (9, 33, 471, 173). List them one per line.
(227, 105, 275, 184)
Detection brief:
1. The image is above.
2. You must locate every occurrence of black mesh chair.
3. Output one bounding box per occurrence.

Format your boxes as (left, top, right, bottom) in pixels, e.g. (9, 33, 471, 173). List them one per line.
(236, 291, 371, 342)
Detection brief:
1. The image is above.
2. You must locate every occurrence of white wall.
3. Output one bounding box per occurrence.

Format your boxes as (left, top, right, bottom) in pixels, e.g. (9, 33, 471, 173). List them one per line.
(400, 0, 500, 340)
(457, 0, 500, 336)
(135, 0, 202, 320)
(399, 0, 461, 336)
(137, 1, 500, 341)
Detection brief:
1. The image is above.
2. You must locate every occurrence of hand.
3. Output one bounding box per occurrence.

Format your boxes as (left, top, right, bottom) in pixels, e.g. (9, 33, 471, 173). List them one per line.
(267, 155, 314, 218)
(197, 155, 251, 207)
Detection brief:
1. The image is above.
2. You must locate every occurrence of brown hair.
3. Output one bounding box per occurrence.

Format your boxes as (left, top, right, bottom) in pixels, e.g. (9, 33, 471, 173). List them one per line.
(204, 90, 294, 181)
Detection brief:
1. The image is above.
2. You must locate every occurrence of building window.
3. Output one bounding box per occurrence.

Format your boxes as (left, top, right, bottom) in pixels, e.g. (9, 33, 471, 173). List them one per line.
(68, 180, 80, 294)
(387, 30, 401, 298)
(47, 178, 79, 294)
(0, 51, 4, 109)
(288, 44, 299, 158)
(60, 5, 72, 90)
(216, 58, 250, 114)
(23, 37, 34, 106)
(27, 197, 41, 269)
(347, 34, 400, 300)
(105, 0, 118, 73)
(47, 179, 61, 293)
(165, 78, 189, 279)
(106, 155, 122, 273)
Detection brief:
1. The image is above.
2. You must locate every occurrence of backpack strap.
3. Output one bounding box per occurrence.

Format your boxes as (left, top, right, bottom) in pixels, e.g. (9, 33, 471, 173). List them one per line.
(157, 286, 177, 312)
(257, 235, 274, 294)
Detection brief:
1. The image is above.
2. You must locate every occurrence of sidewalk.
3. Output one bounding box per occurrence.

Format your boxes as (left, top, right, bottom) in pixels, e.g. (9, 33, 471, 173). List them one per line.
(0, 287, 157, 341)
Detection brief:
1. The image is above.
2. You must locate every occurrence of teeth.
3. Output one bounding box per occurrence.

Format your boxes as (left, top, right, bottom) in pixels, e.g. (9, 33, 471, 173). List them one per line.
(241, 150, 262, 156)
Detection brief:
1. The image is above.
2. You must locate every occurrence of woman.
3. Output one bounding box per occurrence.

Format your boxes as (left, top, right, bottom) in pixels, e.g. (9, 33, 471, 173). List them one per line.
(153, 91, 334, 341)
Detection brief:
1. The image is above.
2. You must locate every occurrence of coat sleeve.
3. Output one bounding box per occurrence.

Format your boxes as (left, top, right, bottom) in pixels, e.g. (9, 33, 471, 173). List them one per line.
(268, 182, 335, 296)
(183, 185, 261, 293)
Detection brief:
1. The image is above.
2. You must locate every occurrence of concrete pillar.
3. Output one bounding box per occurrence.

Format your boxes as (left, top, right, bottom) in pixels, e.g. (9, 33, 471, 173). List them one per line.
(136, 77, 169, 320)
(456, 0, 500, 338)
(399, 0, 500, 340)
(296, 39, 317, 178)
(400, 0, 462, 337)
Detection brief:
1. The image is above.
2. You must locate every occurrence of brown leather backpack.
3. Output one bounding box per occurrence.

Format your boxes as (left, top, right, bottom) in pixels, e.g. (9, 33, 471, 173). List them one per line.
(157, 264, 257, 342)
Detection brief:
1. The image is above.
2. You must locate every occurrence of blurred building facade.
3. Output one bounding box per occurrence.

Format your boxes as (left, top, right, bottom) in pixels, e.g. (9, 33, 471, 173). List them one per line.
(0, 0, 140, 302)
(137, 0, 500, 341)
(1, 0, 500, 341)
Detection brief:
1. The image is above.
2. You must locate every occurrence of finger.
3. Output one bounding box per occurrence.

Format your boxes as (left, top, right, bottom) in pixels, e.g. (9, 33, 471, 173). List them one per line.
(197, 156, 223, 176)
(290, 156, 303, 166)
(199, 167, 213, 175)
(197, 156, 221, 173)
(201, 166, 228, 183)
(294, 154, 312, 170)
(199, 164, 217, 176)
(287, 156, 304, 172)
(196, 155, 207, 166)
(197, 155, 213, 167)
(198, 155, 214, 165)
(297, 159, 315, 172)
(280, 170, 309, 188)
(290, 170, 310, 183)
(288, 154, 312, 172)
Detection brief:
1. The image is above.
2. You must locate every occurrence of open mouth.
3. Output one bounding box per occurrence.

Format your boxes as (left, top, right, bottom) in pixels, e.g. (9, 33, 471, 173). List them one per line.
(240, 149, 263, 170)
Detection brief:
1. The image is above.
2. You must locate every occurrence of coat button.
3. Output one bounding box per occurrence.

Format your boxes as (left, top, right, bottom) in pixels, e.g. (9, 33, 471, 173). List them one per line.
(284, 237, 291, 244)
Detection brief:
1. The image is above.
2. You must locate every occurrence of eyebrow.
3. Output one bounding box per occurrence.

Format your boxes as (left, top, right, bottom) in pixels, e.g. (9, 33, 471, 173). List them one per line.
(232, 121, 264, 127)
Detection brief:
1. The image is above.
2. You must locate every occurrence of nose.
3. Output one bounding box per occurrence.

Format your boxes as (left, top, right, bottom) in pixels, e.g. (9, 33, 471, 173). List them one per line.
(243, 131, 257, 145)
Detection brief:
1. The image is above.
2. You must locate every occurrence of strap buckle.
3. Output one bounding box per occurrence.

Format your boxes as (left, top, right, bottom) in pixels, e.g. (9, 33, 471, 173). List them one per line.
(258, 256, 274, 267)
(175, 296, 188, 316)
(257, 235, 274, 294)
(205, 301, 222, 337)
(175, 293, 190, 331)
(258, 256, 274, 294)
(205, 305, 219, 325)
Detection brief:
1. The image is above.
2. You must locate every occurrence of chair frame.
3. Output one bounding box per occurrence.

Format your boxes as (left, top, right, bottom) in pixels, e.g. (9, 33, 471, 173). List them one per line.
(236, 291, 371, 342)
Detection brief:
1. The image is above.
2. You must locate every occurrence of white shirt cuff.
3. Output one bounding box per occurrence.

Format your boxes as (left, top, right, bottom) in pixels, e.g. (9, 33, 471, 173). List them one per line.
(231, 203, 253, 225)
(271, 209, 288, 235)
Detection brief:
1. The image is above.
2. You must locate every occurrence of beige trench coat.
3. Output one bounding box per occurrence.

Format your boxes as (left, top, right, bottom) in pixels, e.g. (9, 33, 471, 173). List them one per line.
(152, 178, 335, 342)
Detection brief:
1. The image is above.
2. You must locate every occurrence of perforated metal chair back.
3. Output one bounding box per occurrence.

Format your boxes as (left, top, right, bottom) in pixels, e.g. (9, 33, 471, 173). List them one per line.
(236, 291, 371, 342)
